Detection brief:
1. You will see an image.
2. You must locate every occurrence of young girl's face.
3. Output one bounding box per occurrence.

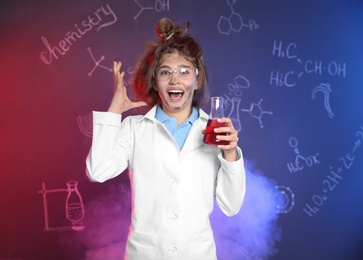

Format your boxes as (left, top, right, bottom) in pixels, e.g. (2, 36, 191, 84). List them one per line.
(154, 51, 198, 116)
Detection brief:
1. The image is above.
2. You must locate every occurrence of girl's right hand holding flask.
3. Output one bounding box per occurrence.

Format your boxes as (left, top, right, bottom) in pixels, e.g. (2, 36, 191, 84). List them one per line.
(203, 97, 230, 145)
(203, 97, 238, 150)
(203, 97, 239, 161)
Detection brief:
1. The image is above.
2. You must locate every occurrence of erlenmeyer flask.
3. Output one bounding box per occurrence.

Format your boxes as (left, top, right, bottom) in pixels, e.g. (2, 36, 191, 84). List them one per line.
(203, 97, 230, 145)
(227, 97, 241, 132)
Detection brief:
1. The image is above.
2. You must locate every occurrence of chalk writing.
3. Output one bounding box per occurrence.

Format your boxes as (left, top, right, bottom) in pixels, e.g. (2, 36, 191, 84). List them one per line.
(223, 75, 249, 131)
(134, 0, 170, 20)
(311, 83, 334, 118)
(38, 181, 85, 231)
(218, 0, 259, 35)
(227, 97, 242, 132)
(77, 113, 92, 137)
(228, 75, 250, 97)
(273, 185, 295, 214)
(223, 74, 272, 129)
(237, 235, 259, 259)
(270, 40, 347, 87)
(241, 99, 272, 128)
(287, 137, 320, 173)
(303, 126, 363, 217)
(40, 4, 117, 65)
(87, 47, 112, 76)
(223, 75, 250, 131)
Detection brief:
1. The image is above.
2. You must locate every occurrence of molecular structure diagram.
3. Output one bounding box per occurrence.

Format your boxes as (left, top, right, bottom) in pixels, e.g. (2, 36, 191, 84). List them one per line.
(218, 0, 259, 35)
(87, 47, 112, 76)
(87, 47, 129, 87)
(286, 137, 320, 173)
(133, 0, 170, 20)
(241, 99, 273, 129)
(224, 75, 273, 130)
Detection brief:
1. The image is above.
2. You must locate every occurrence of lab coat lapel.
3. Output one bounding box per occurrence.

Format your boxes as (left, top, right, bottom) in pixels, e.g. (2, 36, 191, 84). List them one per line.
(181, 109, 208, 154)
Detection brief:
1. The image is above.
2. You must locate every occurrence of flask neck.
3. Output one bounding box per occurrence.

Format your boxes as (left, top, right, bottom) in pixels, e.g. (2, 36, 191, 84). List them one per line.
(209, 97, 225, 118)
(66, 181, 78, 192)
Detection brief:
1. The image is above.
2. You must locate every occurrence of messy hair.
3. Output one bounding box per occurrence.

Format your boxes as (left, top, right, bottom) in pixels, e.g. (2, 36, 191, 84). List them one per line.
(132, 17, 209, 108)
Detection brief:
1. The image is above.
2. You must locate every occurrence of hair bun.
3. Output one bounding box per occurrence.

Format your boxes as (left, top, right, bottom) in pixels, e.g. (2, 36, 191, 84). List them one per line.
(155, 17, 189, 41)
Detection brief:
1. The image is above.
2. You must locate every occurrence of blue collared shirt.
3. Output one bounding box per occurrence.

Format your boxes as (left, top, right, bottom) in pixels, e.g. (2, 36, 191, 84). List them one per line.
(155, 105, 199, 150)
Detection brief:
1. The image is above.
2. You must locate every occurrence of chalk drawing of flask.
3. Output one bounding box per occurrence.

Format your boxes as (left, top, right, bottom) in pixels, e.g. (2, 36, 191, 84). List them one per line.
(227, 97, 242, 132)
(65, 181, 85, 231)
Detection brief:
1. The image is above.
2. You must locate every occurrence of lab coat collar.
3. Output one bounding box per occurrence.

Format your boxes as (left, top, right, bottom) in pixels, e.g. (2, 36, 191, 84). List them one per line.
(138, 105, 209, 154)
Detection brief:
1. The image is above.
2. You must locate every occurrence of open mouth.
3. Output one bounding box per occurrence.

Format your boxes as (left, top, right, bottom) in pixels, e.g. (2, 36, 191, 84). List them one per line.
(168, 90, 184, 99)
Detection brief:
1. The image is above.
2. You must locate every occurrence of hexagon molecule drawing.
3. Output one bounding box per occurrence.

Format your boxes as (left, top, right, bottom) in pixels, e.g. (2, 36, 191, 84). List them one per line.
(241, 99, 273, 128)
(218, 0, 259, 35)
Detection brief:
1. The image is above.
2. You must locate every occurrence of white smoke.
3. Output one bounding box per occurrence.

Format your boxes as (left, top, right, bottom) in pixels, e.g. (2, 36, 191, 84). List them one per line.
(211, 159, 281, 260)
(59, 159, 281, 259)
(58, 183, 131, 260)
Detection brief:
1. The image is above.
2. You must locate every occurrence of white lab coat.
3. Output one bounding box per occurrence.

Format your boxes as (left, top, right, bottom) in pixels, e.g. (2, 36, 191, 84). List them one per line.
(86, 105, 246, 260)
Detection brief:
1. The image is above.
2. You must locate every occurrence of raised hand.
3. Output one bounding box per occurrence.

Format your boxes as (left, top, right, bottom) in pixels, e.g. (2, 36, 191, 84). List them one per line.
(108, 61, 147, 114)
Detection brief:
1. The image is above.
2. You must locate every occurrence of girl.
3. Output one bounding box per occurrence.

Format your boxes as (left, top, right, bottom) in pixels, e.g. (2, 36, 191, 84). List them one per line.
(86, 17, 246, 260)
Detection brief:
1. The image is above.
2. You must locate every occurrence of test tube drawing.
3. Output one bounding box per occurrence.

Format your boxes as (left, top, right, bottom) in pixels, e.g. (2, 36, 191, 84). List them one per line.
(38, 181, 85, 231)
(227, 97, 242, 132)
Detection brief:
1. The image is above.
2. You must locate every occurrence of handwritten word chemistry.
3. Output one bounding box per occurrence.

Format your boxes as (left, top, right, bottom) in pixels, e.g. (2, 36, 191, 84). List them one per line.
(40, 5, 117, 65)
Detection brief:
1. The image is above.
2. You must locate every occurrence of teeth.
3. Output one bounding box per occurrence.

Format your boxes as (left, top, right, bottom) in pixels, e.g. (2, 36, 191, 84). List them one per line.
(168, 90, 183, 94)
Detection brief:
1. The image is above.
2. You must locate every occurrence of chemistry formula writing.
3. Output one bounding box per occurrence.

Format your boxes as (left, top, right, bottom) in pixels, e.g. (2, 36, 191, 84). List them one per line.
(270, 40, 347, 88)
(40, 4, 117, 65)
(134, 0, 170, 20)
(303, 126, 363, 217)
(286, 137, 320, 173)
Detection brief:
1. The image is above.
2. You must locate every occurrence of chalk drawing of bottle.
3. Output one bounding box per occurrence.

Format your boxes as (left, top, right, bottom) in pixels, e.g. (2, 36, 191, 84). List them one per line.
(227, 97, 242, 132)
(65, 181, 85, 231)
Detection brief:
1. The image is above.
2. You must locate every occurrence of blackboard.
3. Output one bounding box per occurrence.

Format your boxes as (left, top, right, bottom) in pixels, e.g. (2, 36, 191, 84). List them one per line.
(1, 0, 362, 259)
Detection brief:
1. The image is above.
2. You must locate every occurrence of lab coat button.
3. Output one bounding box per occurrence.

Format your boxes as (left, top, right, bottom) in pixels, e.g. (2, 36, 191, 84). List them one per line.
(171, 180, 178, 188)
(169, 214, 178, 221)
(168, 246, 177, 253)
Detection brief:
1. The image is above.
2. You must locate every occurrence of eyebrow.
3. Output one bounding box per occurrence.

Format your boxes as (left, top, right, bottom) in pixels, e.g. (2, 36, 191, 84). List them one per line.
(157, 65, 193, 70)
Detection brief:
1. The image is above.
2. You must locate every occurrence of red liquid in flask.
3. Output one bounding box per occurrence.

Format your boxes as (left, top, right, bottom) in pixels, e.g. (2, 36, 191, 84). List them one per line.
(203, 119, 230, 145)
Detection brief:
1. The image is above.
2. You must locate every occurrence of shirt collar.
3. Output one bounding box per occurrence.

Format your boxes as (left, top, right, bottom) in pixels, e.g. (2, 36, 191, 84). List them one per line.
(155, 105, 172, 123)
(155, 105, 199, 125)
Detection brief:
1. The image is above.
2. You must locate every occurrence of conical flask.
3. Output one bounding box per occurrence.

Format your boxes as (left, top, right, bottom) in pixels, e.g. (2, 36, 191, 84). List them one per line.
(203, 97, 230, 145)
(227, 97, 241, 132)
